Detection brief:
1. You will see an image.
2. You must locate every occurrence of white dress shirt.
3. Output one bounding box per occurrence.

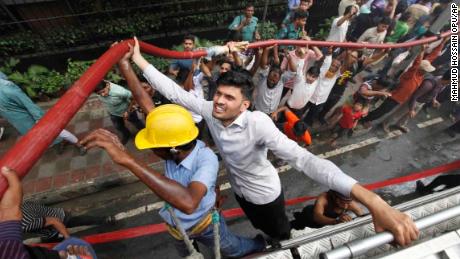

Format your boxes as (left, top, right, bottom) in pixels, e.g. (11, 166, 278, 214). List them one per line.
(309, 56, 340, 105)
(287, 66, 319, 109)
(143, 64, 357, 205)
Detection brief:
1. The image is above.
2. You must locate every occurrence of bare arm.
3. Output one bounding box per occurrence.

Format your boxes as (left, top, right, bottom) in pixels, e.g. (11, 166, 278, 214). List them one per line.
(45, 217, 70, 238)
(183, 62, 197, 91)
(118, 46, 155, 115)
(348, 201, 364, 216)
(313, 194, 338, 225)
(260, 46, 271, 69)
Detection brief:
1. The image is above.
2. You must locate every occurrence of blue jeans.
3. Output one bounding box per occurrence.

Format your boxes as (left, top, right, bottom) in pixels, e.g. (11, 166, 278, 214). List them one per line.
(53, 237, 98, 259)
(174, 215, 265, 258)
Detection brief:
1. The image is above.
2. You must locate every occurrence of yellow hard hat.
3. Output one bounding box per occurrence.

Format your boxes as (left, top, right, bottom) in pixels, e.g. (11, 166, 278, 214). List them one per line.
(135, 104, 199, 150)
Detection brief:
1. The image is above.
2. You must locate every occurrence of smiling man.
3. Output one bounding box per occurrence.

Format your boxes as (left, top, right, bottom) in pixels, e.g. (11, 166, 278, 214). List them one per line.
(120, 38, 419, 246)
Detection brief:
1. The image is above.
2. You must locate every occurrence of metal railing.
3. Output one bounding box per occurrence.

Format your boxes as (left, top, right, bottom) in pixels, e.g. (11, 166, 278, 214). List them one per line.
(321, 205, 460, 259)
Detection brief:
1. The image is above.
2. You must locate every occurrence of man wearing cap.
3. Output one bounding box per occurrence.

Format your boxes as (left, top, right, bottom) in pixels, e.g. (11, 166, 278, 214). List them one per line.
(80, 103, 265, 257)
(361, 37, 448, 131)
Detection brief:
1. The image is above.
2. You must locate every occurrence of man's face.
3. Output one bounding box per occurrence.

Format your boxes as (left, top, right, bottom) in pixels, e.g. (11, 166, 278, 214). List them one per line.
(220, 63, 232, 75)
(299, 1, 309, 11)
(305, 73, 318, 84)
(377, 23, 389, 33)
(295, 18, 307, 28)
(152, 148, 171, 160)
(329, 59, 342, 74)
(97, 83, 110, 97)
(212, 85, 249, 123)
(245, 6, 254, 18)
(334, 198, 351, 210)
(267, 70, 281, 88)
(183, 39, 194, 51)
(346, 51, 359, 65)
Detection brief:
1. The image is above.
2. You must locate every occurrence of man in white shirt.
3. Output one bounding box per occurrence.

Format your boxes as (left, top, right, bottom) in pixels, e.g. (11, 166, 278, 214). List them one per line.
(125, 38, 418, 246)
(303, 50, 342, 126)
(328, 5, 359, 43)
(253, 46, 291, 115)
(357, 16, 391, 57)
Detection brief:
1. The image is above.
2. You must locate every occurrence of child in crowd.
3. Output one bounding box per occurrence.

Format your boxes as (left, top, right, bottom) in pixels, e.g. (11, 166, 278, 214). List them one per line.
(330, 97, 366, 146)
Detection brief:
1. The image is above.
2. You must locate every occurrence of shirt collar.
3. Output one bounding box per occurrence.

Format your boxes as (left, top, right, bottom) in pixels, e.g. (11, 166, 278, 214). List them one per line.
(229, 110, 248, 128)
(177, 140, 205, 171)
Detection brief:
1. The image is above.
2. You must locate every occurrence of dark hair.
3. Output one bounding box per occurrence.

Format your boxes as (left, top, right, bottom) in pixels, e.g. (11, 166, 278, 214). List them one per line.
(245, 3, 254, 9)
(399, 12, 411, 22)
(269, 64, 282, 76)
(94, 81, 107, 93)
(376, 76, 391, 88)
(442, 70, 451, 81)
(293, 120, 308, 137)
(344, 5, 356, 16)
(175, 68, 190, 85)
(220, 59, 235, 69)
(306, 66, 320, 77)
(328, 190, 352, 201)
(183, 34, 195, 43)
(293, 10, 308, 20)
(216, 70, 254, 102)
(353, 96, 367, 106)
(379, 16, 392, 26)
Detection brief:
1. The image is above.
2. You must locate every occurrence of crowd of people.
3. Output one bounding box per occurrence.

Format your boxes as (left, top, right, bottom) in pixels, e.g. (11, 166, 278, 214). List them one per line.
(0, 0, 457, 258)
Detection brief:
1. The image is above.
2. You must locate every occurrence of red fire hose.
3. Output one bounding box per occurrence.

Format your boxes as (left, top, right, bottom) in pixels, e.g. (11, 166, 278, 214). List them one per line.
(0, 31, 453, 197)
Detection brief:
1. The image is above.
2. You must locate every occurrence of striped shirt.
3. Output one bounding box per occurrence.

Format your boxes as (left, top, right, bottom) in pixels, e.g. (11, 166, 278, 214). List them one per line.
(21, 201, 66, 238)
(0, 221, 30, 259)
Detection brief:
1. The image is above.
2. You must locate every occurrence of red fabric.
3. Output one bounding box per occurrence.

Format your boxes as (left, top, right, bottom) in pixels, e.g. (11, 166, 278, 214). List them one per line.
(339, 105, 363, 129)
(283, 110, 312, 145)
(391, 43, 444, 104)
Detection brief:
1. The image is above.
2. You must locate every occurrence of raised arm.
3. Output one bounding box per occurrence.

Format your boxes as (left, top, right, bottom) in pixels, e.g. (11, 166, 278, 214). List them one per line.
(117, 43, 155, 114)
(131, 37, 210, 116)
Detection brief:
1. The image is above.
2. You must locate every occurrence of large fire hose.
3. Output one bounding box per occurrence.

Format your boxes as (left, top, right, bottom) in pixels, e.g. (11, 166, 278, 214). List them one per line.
(0, 31, 453, 197)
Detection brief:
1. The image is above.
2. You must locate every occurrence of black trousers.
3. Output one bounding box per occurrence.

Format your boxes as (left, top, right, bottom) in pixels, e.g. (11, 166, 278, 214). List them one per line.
(235, 192, 291, 240)
(361, 98, 399, 123)
(303, 102, 325, 126)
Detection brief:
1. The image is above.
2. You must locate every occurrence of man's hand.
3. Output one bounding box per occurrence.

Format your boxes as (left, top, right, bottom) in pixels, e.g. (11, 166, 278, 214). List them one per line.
(45, 217, 70, 239)
(409, 110, 417, 118)
(338, 214, 353, 223)
(227, 41, 249, 53)
(352, 184, 419, 246)
(0, 167, 22, 222)
(80, 129, 131, 165)
(370, 198, 419, 246)
(432, 100, 441, 109)
(270, 111, 279, 121)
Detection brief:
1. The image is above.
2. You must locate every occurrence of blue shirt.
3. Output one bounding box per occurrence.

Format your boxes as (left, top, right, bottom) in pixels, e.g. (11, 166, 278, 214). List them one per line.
(158, 140, 218, 230)
(0, 74, 45, 135)
(169, 59, 193, 72)
(277, 23, 303, 40)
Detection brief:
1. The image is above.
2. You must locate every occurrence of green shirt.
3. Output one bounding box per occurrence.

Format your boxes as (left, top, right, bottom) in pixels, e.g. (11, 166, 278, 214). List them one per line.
(276, 23, 302, 40)
(386, 20, 409, 43)
(228, 15, 258, 42)
(98, 83, 132, 117)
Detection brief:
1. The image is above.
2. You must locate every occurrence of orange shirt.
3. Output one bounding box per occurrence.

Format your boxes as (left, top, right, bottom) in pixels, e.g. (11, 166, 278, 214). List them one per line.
(391, 43, 444, 104)
(283, 110, 312, 145)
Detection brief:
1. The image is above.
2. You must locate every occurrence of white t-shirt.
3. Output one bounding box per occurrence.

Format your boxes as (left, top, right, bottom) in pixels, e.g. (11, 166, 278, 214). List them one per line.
(281, 49, 321, 89)
(327, 16, 350, 42)
(309, 56, 340, 105)
(287, 66, 319, 109)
